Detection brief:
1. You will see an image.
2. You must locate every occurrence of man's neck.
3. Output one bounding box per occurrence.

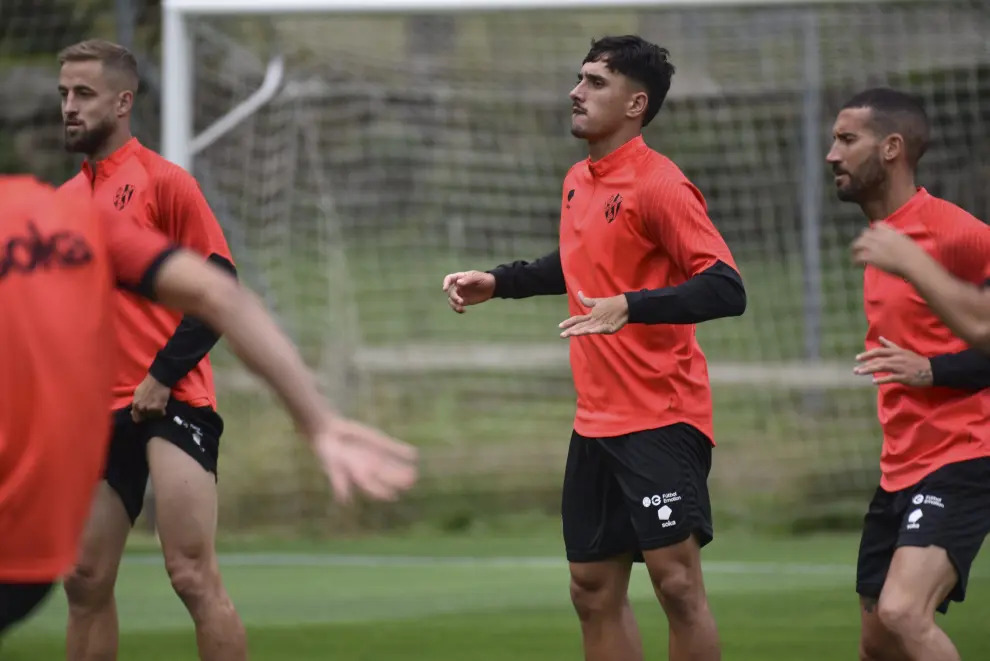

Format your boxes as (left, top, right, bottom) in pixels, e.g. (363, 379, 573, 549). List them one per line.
(588, 127, 642, 162)
(861, 178, 918, 222)
(87, 130, 133, 164)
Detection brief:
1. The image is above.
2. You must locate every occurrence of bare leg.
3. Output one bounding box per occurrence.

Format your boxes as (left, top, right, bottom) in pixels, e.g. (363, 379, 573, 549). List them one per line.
(569, 554, 643, 661)
(875, 546, 960, 661)
(148, 438, 247, 661)
(859, 595, 908, 661)
(64, 482, 131, 661)
(642, 535, 720, 661)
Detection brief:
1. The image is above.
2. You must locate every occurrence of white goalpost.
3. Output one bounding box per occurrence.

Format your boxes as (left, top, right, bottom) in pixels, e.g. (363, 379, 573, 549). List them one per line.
(157, 0, 990, 525)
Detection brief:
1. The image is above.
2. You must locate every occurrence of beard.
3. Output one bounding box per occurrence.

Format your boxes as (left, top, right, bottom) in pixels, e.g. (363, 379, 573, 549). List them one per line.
(835, 151, 886, 203)
(570, 114, 590, 139)
(63, 117, 115, 156)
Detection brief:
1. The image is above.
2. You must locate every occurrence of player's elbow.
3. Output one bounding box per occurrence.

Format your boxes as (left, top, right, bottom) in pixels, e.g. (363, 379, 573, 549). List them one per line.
(712, 267, 746, 319)
(968, 323, 990, 353)
(699, 261, 746, 319)
(956, 296, 990, 352)
(723, 279, 747, 318)
(155, 251, 241, 331)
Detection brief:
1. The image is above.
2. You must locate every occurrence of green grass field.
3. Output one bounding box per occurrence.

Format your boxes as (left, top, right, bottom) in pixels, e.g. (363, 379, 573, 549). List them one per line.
(5, 526, 988, 660)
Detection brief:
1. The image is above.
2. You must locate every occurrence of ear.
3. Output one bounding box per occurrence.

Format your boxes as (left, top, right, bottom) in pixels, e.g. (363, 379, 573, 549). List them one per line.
(627, 90, 648, 121)
(881, 133, 904, 163)
(116, 89, 134, 118)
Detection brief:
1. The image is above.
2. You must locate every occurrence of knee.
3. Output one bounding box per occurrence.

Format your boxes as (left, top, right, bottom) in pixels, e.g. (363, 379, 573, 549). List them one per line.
(569, 571, 625, 622)
(163, 547, 219, 606)
(650, 564, 704, 618)
(63, 562, 115, 609)
(876, 593, 928, 639)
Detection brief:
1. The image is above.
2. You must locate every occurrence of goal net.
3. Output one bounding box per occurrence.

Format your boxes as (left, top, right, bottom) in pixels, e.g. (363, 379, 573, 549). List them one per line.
(176, 0, 990, 532)
(6, 0, 990, 532)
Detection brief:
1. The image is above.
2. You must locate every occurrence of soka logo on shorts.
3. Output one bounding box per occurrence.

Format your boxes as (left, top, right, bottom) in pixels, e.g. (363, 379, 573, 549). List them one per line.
(906, 508, 923, 530)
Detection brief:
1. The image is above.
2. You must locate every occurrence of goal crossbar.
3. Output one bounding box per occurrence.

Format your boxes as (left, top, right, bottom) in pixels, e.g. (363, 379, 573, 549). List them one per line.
(161, 0, 922, 169)
(164, 0, 906, 14)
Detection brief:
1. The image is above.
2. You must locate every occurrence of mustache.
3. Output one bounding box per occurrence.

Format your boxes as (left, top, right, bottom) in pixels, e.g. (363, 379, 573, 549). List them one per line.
(832, 166, 849, 176)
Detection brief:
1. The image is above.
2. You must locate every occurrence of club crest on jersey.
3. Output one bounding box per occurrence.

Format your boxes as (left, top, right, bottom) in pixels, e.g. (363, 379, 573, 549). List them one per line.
(604, 193, 622, 223)
(114, 184, 135, 211)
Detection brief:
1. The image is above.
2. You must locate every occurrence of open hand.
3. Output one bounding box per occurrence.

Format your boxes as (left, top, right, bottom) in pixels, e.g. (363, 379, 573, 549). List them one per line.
(854, 336, 933, 386)
(312, 416, 419, 504)
(559, 291, 629, 338)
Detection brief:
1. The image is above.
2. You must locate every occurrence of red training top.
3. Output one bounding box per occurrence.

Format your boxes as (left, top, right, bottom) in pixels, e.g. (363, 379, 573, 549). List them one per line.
(0, 175, 172, 582)
(559, 135, 738, 441)
(863, 187, 990, 491)
(61, 138, 233, 411)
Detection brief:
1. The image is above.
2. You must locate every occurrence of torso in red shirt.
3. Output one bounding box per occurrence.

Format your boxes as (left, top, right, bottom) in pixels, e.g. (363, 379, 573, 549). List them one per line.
(60, 138, 233, 411)
(559, 136, 738, 441)
(863, 187, 990, 492)
(0, 176, 171, 582)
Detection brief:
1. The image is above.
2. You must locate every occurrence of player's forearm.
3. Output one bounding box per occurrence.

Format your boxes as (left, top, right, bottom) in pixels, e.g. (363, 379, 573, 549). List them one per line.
(148, 255, 237, 387)
(624, 261, 746, 325)
(205, 287, 329, 437)
(154, 254, 330, 437)
(487, 249, 566, 299)
(902, 256, 990, 352)
(929, 349, 990, 390)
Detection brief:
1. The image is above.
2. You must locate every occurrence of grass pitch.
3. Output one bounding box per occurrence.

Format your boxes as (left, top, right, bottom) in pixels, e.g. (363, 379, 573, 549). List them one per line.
(5, 527, 987, 660)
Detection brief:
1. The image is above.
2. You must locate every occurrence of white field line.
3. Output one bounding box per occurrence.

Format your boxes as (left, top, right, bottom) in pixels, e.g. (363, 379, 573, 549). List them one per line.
(121, 553, 989, 578)
(123, 553, 849, 575)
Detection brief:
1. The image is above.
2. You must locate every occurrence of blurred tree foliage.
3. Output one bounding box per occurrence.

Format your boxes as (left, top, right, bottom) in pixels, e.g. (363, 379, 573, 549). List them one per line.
(0, 0, 163, 180)
(0, 0, 101, 55)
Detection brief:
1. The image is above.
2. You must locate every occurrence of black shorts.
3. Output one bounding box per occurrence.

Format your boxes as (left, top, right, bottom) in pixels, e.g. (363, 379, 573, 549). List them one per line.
(105, 399, 224, 524)
(856, 457, 990, 614)
(0, 582, 54, 637)
(561, 422, 714, 563)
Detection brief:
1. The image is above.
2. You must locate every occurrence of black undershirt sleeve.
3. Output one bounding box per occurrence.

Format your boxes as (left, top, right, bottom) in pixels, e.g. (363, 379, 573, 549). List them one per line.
(487, 249, 567, 299)
(146, 253, 237, 388)
(624, 260, 747, 325)
(929, 350, 990, 390)
(928, 278, 990, 391)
